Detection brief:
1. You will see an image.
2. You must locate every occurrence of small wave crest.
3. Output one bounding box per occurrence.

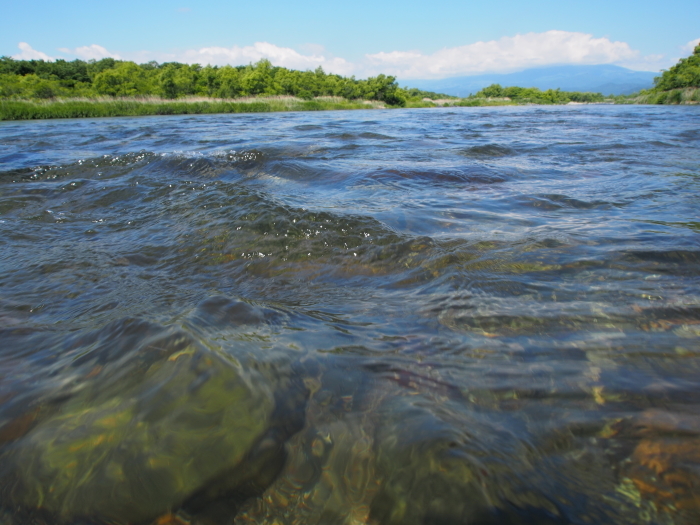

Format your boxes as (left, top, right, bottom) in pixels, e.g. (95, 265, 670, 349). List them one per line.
(0, 151, 159, 183)
(459, 144, 516, 159)
(0, 149, 268, 183)
(364, 166, 512, 186)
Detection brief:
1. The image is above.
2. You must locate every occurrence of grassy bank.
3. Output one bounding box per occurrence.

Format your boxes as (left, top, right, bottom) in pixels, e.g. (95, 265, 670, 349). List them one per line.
(455, 98, 517, 107)
(626, 88, 700, 105)
(4, 90, 697, 121)
(0, 95, 385, 121)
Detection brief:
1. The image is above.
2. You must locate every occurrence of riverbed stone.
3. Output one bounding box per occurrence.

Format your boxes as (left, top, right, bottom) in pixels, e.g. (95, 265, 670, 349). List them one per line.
(0, 328, 277, 525)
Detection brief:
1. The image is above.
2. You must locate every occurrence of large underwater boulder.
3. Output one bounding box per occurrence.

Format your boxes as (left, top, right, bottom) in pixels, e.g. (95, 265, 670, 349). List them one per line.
(0, 320, 280, 524)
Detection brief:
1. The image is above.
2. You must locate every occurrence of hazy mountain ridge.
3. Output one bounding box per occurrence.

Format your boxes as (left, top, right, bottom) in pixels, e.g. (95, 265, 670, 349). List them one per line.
(403, 65, 658, 97)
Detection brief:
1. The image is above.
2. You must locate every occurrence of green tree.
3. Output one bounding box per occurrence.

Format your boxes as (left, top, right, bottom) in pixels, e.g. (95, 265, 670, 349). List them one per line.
(93, 62, 150, 96)
(361, 74, 405, 106)
(196, 65, 220, 96)
(654, 44, 700, 91)
(156, 63, 200, 98)
(158, 66, 178, 99)
(215, 66, 242, 98)
(240, 59, 275, 95)
(478, 84, 504, 98)
(87, 58, 117, 79)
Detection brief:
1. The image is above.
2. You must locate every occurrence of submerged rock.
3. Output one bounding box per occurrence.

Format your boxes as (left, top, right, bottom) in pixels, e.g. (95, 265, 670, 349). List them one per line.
(234, 357, 570, 525)
(0, 323, 282, 525)
(369, 391, 573, 525)
(614, 410, 700, 525)
(0, 319, 682, 525)
(234, 358, 381, 525)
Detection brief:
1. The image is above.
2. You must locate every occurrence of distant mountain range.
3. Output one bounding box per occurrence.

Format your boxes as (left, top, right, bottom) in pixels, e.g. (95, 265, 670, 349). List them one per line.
(403, 65, 658, 97)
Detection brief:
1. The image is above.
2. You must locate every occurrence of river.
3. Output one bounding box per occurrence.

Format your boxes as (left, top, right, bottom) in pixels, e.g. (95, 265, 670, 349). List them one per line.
(1, 105, 699, 525)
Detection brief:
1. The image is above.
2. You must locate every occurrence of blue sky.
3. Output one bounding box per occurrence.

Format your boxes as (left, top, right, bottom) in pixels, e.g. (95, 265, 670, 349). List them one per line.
(3, 0, 699, 79)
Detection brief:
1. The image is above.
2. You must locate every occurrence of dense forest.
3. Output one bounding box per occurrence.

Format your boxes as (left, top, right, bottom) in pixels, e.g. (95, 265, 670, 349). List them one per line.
(0, 57, 411, 106)
(465, 84, 604, 104)
(0, 55, 606, 107)
(629, 43, 700, 104)
(459, 44, 700, 106)
(653, 43, 700, 91)
(3, 46, 698, 119)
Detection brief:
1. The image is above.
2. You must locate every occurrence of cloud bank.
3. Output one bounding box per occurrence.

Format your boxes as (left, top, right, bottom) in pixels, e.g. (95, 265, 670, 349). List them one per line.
(366, 31, 644, 78)
(180, 42, 355, 76)
(683, 38, 700, 53)
(57, 44, 121, 61)
(12, 42, 53, 61)
(11, 32, 672, 79)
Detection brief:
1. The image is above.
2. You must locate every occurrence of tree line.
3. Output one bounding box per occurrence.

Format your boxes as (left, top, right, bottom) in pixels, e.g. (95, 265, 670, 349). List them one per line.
(469, 84, 605, 103)
(652, 43, 700, 92)
(0, 57, 409, 106)
(467, 44, 700, 103)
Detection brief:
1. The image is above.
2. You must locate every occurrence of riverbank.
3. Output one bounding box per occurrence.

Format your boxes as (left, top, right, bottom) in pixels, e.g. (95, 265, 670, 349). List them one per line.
(0, 96, 386, 121)
(0, 96, 538, 120)
(2, 90, 698, 121)
(627, 87, 700, 104)
(407, 90, 700, 107)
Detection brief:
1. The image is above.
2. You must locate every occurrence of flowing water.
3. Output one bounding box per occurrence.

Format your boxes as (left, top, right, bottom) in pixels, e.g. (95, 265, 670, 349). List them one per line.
(0, 105, 699, 525)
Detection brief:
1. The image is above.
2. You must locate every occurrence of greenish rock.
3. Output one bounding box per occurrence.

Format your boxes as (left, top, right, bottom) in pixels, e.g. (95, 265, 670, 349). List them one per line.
(0, 328, 276, 525)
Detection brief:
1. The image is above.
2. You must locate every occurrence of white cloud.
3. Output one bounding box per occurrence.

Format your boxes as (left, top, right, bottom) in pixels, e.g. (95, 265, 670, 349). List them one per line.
(177, 42, 355, 76)
(58, 44, 121, 61)
(113, 43, 352, 74)
(17, 31, 671, 80)
(616, 53, 669, 72)
(298, 43, 326, 56)
(682, 38, 700, 54)
(125, 32, 663, 78)
(141, 31, 653, 78)
(12, 42, 53, 61)
(363, 31, 657, 78)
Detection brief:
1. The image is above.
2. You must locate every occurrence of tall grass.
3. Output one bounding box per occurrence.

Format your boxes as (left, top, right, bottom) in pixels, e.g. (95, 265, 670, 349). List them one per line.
(405, 100, 438, 108)
(455, 98, 517, 107)
(0, 96, 385, 121)
(5, 90, 696, 121)
(629, 88, 700, 105)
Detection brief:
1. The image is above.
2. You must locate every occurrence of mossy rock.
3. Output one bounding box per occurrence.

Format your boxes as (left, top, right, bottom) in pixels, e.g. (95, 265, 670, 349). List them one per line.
(0, 328, 276, 524)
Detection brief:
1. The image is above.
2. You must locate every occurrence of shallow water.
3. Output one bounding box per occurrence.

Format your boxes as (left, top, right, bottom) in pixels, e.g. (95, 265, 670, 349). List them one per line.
(1, 105, 699, 525)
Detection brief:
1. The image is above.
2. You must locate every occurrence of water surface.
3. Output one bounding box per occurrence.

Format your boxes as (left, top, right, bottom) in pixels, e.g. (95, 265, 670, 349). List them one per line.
(1, 105, 699, 525)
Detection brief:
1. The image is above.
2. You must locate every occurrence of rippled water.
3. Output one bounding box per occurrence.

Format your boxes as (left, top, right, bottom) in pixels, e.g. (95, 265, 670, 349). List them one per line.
(1, 105, 699, 525)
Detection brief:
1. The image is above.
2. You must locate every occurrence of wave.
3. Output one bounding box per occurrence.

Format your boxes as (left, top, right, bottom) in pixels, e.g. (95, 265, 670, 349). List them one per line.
(363, 166, 512, 186)
(459, 144, 516, 159)
(0, 150, 268, 184)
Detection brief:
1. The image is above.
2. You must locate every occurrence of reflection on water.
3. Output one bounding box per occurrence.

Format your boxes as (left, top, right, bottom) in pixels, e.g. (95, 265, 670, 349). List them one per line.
(0, 105, 699, 524)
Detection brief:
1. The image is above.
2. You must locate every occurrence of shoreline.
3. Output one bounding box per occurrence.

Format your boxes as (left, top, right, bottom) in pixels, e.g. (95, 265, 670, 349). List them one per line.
(0, 96, 386, 121)
(2, 89, 698, 121)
